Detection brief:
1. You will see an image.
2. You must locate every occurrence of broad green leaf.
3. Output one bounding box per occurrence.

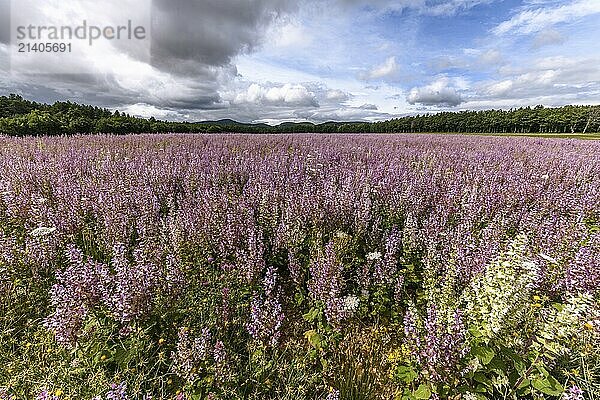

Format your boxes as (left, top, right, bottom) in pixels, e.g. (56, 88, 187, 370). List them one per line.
(517, 378, 531, 390)
(395, 365, 418, 383)
(474, 384, 487, 393)
(474, 372, 493, 388)
(488, 356, 507, 374)
(532, 376, 563, 396)
(469, 327, 484, 338)
(501, 347, 526, 374)
(413, 384, 431, 399)
(473, 346, 495, 365)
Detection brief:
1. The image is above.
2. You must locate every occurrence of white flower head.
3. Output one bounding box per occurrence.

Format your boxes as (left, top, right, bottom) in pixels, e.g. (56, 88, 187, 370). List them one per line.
(30, 227, 57, 237)
(334, 231, 350, 240)
(342, 295, 360, 313)
(366, 251, 382, 261)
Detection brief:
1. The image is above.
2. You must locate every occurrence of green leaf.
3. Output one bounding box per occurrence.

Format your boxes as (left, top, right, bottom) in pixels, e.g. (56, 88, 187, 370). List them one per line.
(395, 365, 418, 383)
(532, 376, 563, 396)
(398, 391, 416, 400)
(413, 384, 431, 399)
(320, 358, 328, 370)
(113, 348, 129, 368)
(468, 327, 484, 338)
(294, 292, 305, 306)
(473, 346, 495, 365)
(537, 365, 550, 378)
(501, 347, 526, 374)
(474, 372, 493, 388)
(517, 378, 531, 390)
(474, 384, 487, 393)
(303, 307, 321, 322)
(303, 330, 323, 350)
(488, 356, 507, 375)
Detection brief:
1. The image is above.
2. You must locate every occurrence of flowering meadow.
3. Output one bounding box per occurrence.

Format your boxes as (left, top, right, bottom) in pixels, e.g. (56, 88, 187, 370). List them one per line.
(0, 134, 599, 400)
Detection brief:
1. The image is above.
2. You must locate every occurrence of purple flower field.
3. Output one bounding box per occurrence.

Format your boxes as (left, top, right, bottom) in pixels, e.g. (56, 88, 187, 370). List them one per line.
(0, 134, 599, 399)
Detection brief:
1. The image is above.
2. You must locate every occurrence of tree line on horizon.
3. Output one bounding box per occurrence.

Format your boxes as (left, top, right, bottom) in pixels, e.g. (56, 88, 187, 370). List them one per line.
(0, 94, 599, 136)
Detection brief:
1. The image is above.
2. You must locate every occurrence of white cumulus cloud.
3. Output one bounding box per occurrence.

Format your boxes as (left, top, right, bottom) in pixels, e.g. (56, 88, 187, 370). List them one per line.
(325, 89, 351, 102)
(233, 83, 319, 107)
(407, 76, 464, 107)
(361, 57, 399, 80)
(493, 0, 600, 35)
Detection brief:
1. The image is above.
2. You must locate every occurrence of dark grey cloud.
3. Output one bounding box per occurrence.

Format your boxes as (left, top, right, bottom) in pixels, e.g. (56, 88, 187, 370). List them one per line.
(151, 0, 295, 75)
(0, 0, 9, 44)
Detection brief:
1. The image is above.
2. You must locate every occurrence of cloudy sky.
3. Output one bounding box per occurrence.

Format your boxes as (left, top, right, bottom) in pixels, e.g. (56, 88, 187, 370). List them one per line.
(1, 0, 599, 124)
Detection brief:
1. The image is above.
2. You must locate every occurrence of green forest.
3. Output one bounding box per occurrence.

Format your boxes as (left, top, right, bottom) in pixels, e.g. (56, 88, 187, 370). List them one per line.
(0, 94, 599, 136)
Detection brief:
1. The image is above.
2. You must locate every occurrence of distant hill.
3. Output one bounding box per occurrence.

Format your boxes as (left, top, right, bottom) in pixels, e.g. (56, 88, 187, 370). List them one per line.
(194, 119, 273, 129)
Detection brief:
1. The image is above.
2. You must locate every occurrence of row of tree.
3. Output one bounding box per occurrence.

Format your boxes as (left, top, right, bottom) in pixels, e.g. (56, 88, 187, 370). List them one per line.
(0, 94, 598, 136)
